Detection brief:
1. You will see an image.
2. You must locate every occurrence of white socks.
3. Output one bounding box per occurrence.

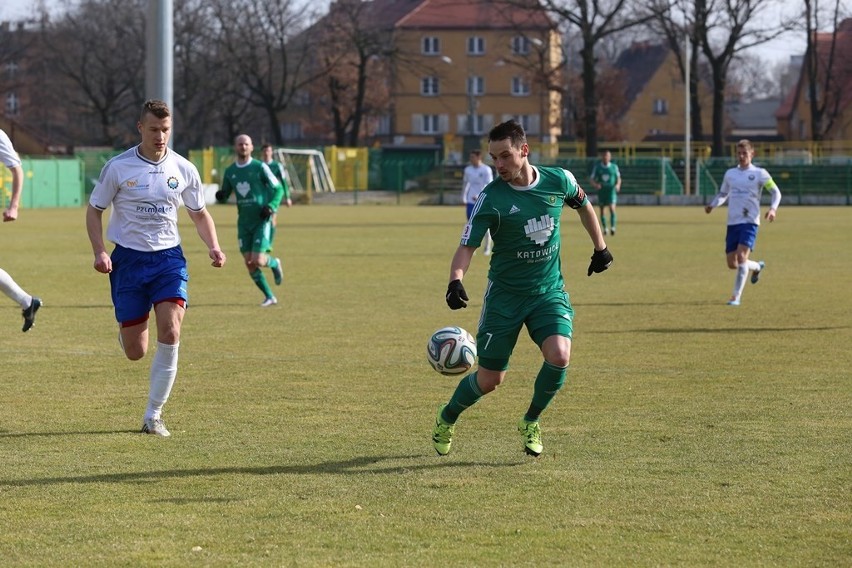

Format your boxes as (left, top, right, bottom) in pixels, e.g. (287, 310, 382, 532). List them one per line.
(732, 264, 748, 300)
(144, 342, 179, 421)
(745, 260, 762, 272)
(0, 268, 30, 308)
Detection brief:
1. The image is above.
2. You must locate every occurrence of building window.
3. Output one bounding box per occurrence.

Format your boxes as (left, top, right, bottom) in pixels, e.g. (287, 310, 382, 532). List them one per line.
(5, 93, 19, 116)
(467, 36, 485, 55)
(653, 98, 668, 115)
(5, 61, 18, 80)
(421, 76, 440, 96)
(467, 76, 484, 96)
(422, 36, 440, 55)
(422, 114, 440, 134)
(511, 36, 531, 55)
(464, 114, 486, 135)
(281, 121, 303, 140)
(511, 77, 531, 96)
(503, 114, 532, 132)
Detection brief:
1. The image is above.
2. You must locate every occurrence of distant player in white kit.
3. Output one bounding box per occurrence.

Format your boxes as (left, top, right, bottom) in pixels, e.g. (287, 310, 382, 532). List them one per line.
(462, 150, 494, 255)
(705, 139, 781, 306)
(86, 100, 227, 437)
(0, 128, 41, 332)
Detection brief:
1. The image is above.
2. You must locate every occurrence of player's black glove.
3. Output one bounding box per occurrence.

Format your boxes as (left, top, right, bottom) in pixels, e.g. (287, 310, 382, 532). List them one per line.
(260, 205, 274, 219)
(587, 247, 613, 276)
(446, 279, 468, 310)
(214, 189, 226, 203)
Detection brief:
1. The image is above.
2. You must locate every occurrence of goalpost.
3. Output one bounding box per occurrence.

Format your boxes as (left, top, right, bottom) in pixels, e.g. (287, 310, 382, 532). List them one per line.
(274, 149, 336, 202)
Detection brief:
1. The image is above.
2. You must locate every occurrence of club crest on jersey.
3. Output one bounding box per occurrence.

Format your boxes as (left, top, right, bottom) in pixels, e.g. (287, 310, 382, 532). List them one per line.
(548, 196, 556, 204)
(524, 214, 554, 245)
(167, 176, 179, 190)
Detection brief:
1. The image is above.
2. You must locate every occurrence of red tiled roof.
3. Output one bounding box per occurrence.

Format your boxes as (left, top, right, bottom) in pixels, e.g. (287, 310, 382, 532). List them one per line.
(396, 0, 553, 30)
(776, 18, 852, 119)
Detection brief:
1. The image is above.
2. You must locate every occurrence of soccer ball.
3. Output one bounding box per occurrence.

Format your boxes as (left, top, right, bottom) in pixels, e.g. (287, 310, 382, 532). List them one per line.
(426, 326, 477, 375)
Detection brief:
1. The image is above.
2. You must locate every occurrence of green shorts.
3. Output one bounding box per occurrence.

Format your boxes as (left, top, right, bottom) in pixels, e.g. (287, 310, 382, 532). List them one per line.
(238, 220, 273, 254)
(598, 189, 617, 206)
(475, 284, 574, 371)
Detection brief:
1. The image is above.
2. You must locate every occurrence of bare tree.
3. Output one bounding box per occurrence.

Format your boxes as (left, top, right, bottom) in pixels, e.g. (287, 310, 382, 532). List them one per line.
(695, 0, 793, 155)
(726, 53, 787, 102)
(517, 0, 653, 155)
(802, 0, 847, 140)
(310, 0, 392, 146)
(41, 0, 146, 147)
(209, 0, 327, 145)
(644, 0, 708, 142)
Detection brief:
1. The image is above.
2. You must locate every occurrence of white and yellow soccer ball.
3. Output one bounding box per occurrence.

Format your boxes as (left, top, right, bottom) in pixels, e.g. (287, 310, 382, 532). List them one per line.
(426, 326, 477, 375)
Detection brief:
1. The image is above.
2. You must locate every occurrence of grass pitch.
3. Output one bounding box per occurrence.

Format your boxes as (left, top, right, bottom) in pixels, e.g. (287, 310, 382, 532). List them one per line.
(0, 204, 849, 567)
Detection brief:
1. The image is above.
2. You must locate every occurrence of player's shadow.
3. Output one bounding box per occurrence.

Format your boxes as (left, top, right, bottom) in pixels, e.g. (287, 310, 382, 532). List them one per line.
(0, 429, 138, 438)
(606, 325, 850, 334)
(0, 454, 525, 488)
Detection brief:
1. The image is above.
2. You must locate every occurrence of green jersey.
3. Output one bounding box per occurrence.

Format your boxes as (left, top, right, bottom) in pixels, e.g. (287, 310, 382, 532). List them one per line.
(220, 159, 284, 229)
(462, 166, 588, 295)
(264, 160, 291, 201)
(590, 161, 620, 192)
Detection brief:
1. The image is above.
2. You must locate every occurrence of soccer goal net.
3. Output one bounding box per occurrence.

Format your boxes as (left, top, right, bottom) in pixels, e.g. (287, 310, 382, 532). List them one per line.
(274, 148, 336, 195)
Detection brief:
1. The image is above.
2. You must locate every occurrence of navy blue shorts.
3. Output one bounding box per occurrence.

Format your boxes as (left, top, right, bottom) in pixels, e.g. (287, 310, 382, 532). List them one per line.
(109, 244, 189, 324)
(725, 223, 759, 253)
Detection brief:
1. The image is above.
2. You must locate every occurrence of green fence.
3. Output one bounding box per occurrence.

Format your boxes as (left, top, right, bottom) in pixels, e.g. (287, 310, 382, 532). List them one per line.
(1, 158, 84, 208)
(9, 150, 852, 208)
(697, 157, 852, 203)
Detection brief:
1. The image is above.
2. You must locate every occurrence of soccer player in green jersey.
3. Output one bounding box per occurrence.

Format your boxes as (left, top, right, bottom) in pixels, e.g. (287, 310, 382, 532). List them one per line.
(589, 150, 621, 235)
(433, 119, 613, 457)
(216, 134, 285, 307)
(260, 143, 292, 247)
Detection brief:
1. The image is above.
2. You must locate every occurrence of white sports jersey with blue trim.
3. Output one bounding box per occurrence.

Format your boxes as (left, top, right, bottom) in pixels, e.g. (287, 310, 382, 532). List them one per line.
(0, 129, 22, 168)
(89, 146, 207, 251)
(711, 164, 781, 225)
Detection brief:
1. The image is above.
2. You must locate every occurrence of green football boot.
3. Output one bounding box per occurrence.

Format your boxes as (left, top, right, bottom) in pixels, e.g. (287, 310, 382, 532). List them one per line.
(432, 404, 455, 456)
(518, 418, 543, 456)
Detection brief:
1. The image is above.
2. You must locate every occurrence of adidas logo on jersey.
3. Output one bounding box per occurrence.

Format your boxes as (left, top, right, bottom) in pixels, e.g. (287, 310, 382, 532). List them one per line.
(509, 205, 520, 215)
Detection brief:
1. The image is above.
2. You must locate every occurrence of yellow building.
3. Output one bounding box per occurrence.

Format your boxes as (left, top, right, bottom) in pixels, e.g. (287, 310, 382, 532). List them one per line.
(387, 0, 562, 154)
(614, 42, 713, 143)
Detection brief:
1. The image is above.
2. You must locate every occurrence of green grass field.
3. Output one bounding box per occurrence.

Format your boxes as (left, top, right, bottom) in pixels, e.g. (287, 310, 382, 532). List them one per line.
(1, 204, 849, 567)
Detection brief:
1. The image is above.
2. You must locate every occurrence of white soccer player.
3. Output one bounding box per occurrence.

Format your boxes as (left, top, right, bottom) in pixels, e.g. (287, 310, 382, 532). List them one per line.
(0, 128, 42, 332)
(705, 139, 781, 306)
(462, 149, 494, 255)
(86, 100, 226, 437)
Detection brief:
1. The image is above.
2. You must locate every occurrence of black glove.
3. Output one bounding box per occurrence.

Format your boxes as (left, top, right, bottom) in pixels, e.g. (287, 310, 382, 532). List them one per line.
(446, 279, 468, 310)
(260, 205, 274, 219)
(587, 247, 613, 276)
(214, 189, 226, 202)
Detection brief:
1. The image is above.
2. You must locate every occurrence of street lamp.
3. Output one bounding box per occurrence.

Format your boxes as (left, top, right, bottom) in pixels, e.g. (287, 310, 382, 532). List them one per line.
(441, 55, 480, 157)
(530, 37, 549, 145)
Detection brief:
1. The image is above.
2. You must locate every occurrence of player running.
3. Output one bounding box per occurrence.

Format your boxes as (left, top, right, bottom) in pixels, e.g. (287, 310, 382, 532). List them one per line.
(705, 139, 781, 306)
(432, 119, 613, 457)
(589, 150, 621, 235)
(216, 135, 285, 307)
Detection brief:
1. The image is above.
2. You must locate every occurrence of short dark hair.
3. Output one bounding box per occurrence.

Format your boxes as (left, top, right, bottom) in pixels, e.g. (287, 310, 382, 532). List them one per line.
(489, 120, 526, 148)
(141, 99, 171, 121)
(469, 149, 481, 157)
(261, 143, 273, 151)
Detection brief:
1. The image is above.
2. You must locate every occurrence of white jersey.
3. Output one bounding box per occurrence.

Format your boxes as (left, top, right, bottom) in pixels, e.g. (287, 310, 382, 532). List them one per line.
(0, 129, 22, 168)
(710, 163, 781, 225)
(462, 163, 494, 204)
(89, 145, 207, 251)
